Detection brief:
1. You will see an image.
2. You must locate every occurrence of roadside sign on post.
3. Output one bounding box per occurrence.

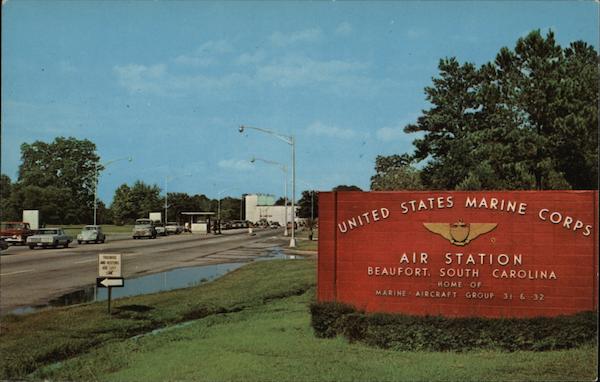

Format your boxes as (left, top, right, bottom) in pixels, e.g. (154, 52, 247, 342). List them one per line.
(98, 253, 122, 278)
(97, 253, 124, 314)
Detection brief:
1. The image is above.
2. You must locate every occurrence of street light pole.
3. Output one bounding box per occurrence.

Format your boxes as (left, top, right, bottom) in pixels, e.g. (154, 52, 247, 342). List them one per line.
(240, 125, 296, 247)
(94, 156, 132, 225)
(291, 135, 296, 247)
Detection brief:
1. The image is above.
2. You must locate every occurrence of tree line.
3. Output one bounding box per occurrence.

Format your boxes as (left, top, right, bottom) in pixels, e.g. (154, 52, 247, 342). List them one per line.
(0, 136, 354, 225)
(371, 30, 598, 191)
(1, 137, 242, 225)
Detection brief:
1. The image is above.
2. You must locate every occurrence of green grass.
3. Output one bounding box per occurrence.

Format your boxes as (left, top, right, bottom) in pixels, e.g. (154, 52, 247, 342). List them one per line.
(0, 260, 314, 380)
(294, 229, 318, 252)
(2, 259, 597, 381)
(32, 288, 598, 382)
(295, 238, 318, 252)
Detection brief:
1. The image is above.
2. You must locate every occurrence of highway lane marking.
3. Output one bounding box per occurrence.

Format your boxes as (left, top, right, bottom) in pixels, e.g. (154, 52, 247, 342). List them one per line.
(0, 269, 35, 277)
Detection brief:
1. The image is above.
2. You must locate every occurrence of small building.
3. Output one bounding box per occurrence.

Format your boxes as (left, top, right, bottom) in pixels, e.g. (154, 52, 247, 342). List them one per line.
(180, 212, 216, 234)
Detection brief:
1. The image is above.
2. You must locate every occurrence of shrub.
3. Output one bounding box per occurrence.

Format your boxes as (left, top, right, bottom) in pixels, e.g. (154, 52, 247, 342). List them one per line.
(310, 302, 597, 352)
(309, 301, 356, 338)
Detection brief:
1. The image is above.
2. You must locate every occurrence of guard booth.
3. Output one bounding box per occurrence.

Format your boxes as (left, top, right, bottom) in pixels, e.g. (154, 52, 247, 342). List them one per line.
(181, 212, 216, 234)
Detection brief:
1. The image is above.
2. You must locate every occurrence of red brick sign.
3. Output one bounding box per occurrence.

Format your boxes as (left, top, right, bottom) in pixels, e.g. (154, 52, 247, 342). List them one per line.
(318, 191, 598, 318)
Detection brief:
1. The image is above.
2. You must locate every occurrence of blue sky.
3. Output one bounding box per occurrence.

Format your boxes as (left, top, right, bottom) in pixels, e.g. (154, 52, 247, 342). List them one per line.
(2, 1, 598, 203)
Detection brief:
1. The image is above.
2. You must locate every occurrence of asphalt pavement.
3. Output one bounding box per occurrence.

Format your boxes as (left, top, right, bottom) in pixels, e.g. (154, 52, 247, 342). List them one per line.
(0, 228, 287, 314)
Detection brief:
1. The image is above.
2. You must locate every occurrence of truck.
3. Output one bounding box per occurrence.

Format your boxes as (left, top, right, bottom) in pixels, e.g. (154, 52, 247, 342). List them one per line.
(0, 221, 34, 245)
(132, 218, 157, 239)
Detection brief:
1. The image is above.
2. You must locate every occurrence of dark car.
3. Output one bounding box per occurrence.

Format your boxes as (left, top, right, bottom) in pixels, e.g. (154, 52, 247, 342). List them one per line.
(0, 238, 8, 252)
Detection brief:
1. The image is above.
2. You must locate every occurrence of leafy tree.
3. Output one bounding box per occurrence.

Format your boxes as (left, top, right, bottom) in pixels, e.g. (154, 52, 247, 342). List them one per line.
(191, 194, 212, 212)
(332, 185, 362, 191)
(0, 174, 19, 221)
(403, 30, 597, 190)
(219, 197, 242, 221)
(8, 185, 76, 225)
(274, 197, 288, 206)
(164, 192, 196, 223)
(370, 154, 424, 191)
(17, 137, 101, 222)
(297, 190, 318, 219)
(110, 181, 162, 225)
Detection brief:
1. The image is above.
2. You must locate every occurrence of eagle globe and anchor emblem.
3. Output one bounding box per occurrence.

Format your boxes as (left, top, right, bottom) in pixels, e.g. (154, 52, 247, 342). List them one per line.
(423, 220, 497, 246)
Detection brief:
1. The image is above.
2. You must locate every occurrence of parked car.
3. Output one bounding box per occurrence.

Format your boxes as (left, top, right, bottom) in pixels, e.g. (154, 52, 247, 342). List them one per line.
(0, 238, 8, 252)
(132, 218, 157, 239)
(154, 222, 167, 236)
(166, 222, 183, 235)
(0, 221, 34, 246)
(77, 225, 106, 244)
(27, 228, 72, 249)
(269, 222, 281, 229)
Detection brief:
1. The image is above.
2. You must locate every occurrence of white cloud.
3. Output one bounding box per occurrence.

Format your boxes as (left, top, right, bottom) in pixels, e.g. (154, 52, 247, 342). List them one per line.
(173, 54, 215, 67)
(306, 121, 356, 139)
(114, 45, 393, 97)
(256, 55, 371, 92)
(218, 159, 253, 171)
(172, 40, 234, 67)
(236, 50, 266, 65)
(270, 28, 322, 46)
(196, 40, 234, 55)
(376, 126, 405, 142)
(406, 27, 427, 39)
(113, 63, 168, 94)
(376, 116, 419, 142)
(113, 63, 254, 96)
(335, 22, 352, 36)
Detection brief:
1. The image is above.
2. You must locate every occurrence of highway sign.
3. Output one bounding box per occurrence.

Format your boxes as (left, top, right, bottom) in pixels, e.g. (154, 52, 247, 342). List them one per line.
(96, 277, 125, 288)
(98, 253, 122, 278)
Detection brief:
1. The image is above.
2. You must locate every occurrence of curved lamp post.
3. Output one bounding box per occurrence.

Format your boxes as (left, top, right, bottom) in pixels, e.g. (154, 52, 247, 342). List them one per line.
(94, 156, 132, 225)
(239, 125, 296, 247)
(250, 156, 289, 236)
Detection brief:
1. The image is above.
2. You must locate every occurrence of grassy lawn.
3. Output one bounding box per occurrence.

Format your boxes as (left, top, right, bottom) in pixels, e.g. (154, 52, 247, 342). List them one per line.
(2, 259, 597, 381)
(32, 289, 597, 382)
(294, 228, 318, 252)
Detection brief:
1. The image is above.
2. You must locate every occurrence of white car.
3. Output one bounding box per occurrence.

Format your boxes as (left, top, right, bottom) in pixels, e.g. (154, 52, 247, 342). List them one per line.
(77, 225, 106, 244)
(166, 222, 183, 235)
(27, 228, 72, 249)
(155, 225, 167, 236)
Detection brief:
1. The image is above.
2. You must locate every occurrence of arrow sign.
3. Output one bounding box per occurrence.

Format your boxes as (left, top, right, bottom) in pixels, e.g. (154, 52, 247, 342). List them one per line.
(96, 277, 124, 288)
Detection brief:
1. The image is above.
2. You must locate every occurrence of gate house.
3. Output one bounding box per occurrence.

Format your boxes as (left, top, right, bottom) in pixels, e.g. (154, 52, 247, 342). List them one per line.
(181, 212, 215, 234)
(318, 191, 598, 318)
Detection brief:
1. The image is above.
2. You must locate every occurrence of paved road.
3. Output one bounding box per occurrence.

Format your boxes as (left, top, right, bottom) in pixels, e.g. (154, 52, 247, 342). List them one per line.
(0, 228, 287, 314)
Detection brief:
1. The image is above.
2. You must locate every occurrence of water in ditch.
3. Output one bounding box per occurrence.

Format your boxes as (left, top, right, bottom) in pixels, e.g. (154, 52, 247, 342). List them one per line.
(9, 249, 298, 315)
